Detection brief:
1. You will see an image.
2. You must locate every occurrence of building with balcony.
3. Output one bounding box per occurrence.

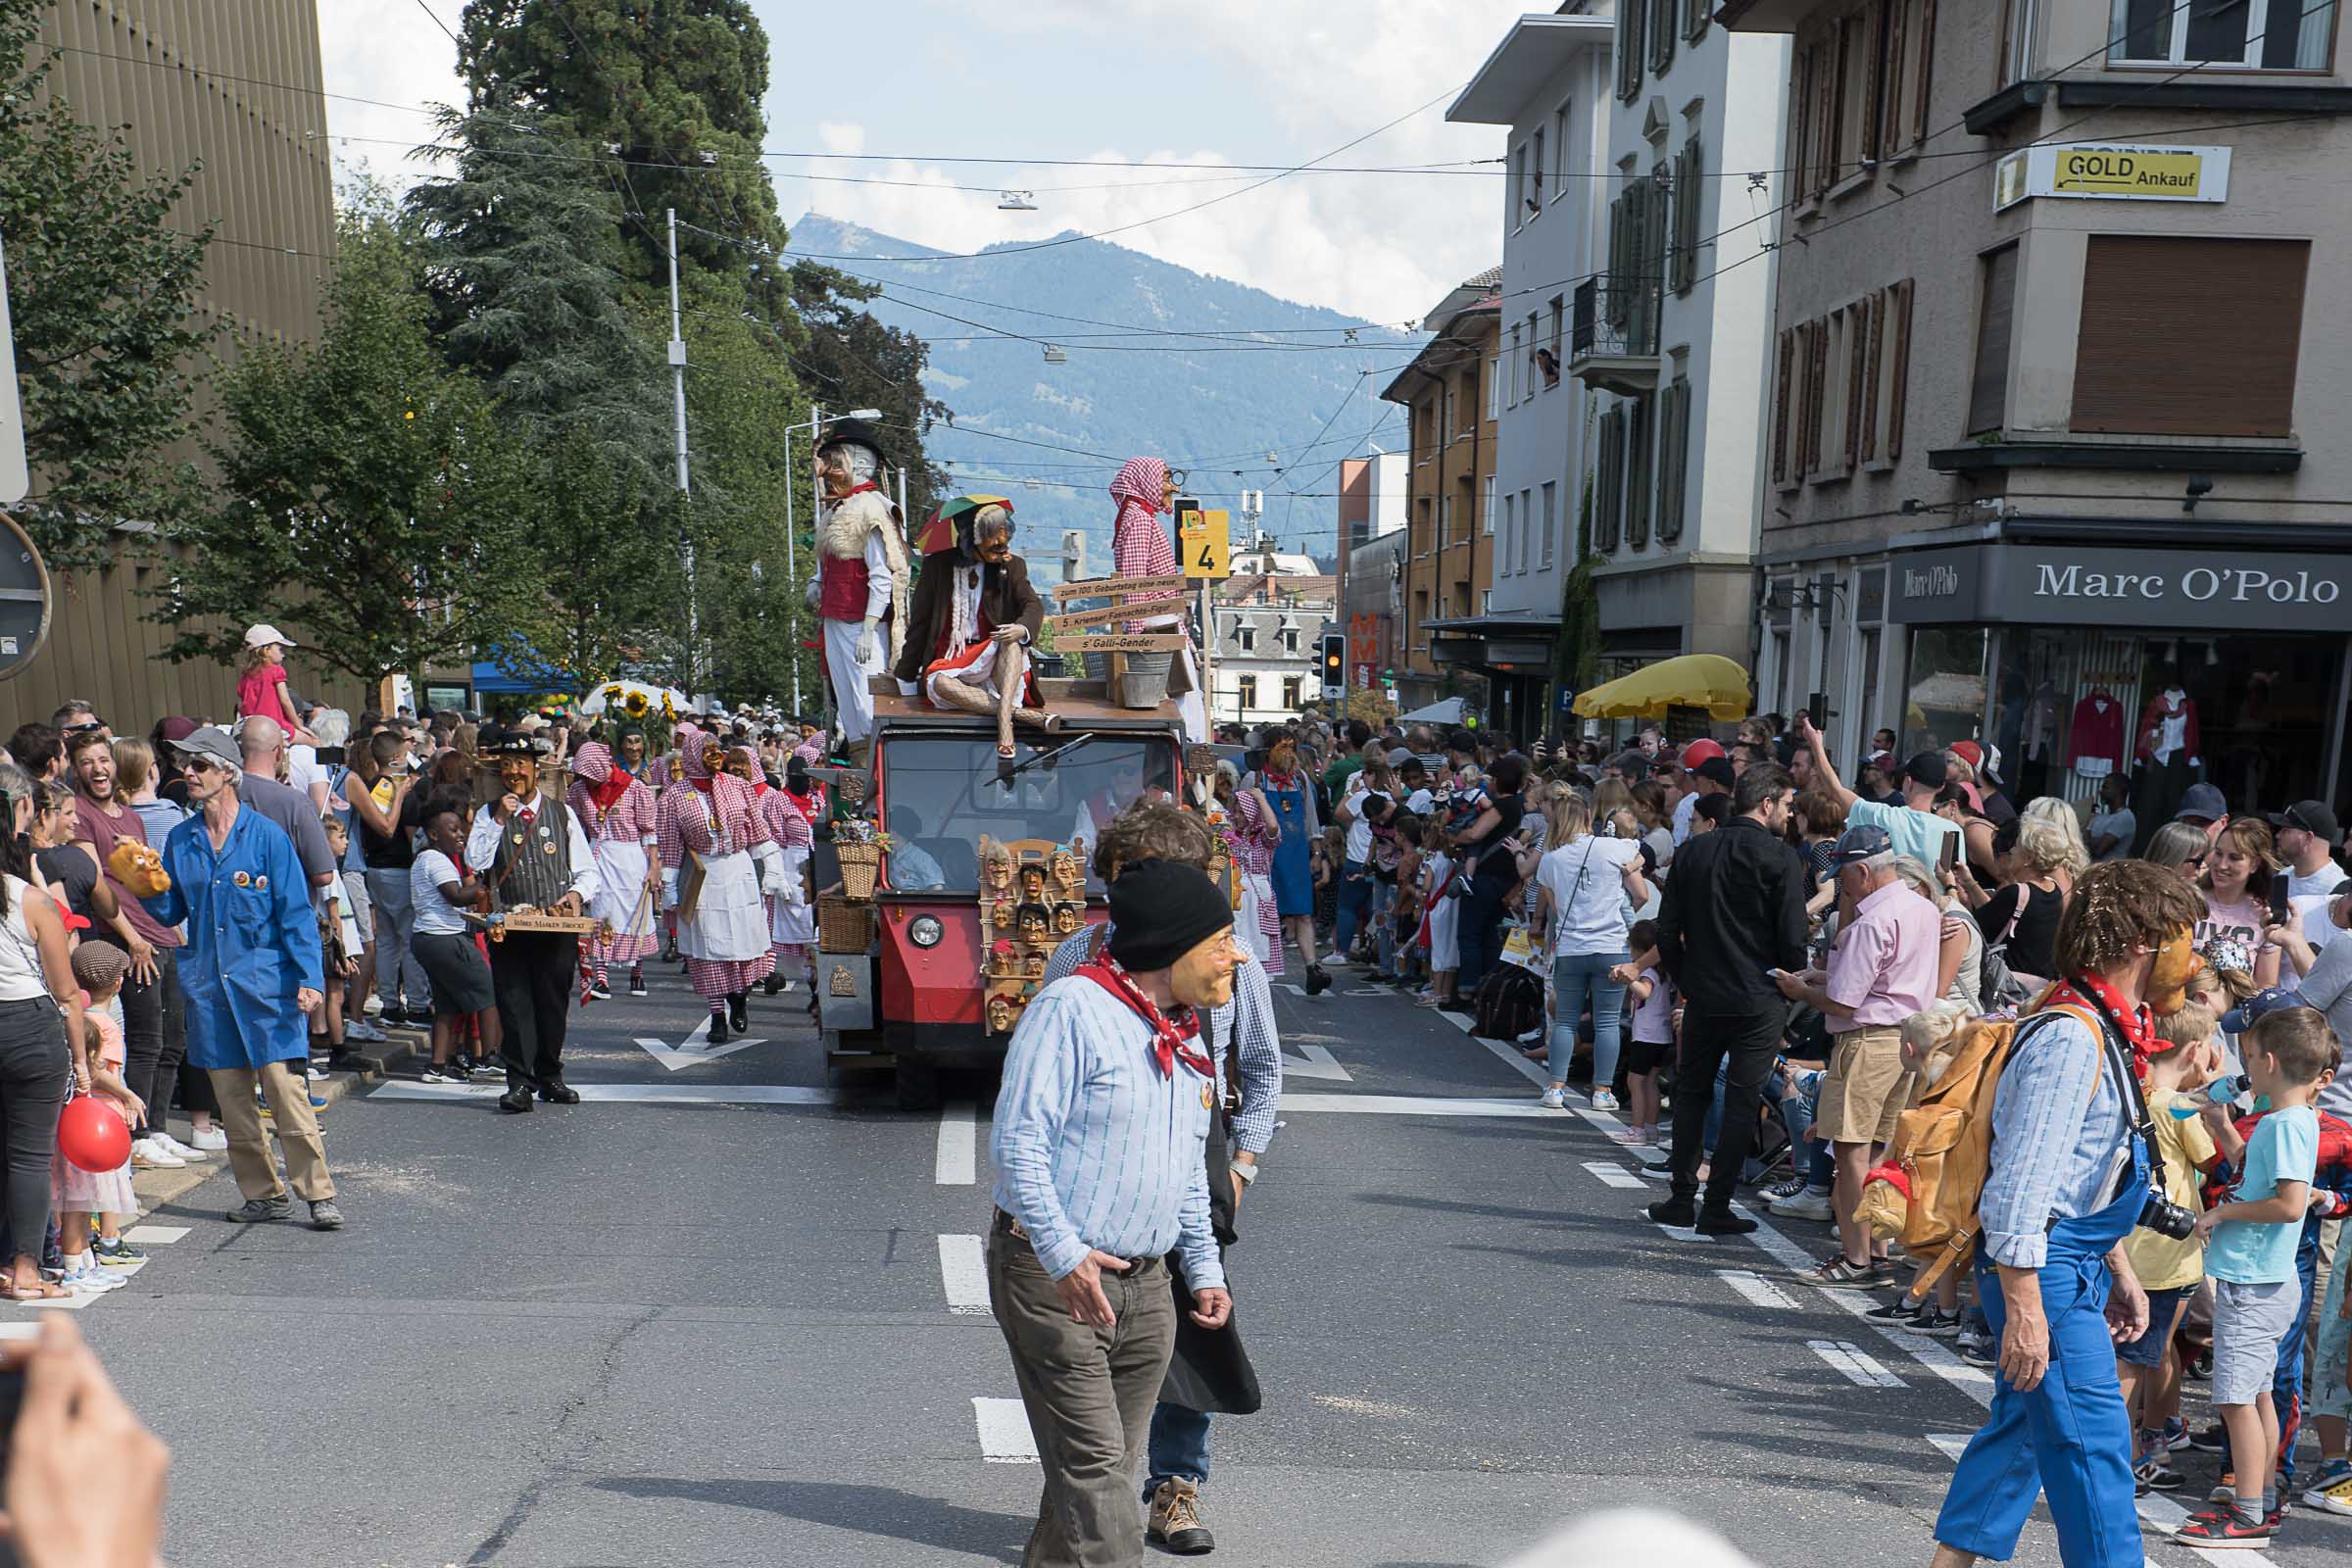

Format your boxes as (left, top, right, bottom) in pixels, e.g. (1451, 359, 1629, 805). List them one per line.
(1577, 0, 1788, 687)
(1445, 8, 1613, 744)
(1725, 0, 2352, 837)
(1207, 557, 1335, 729)
(1377, 271, 1500, 716)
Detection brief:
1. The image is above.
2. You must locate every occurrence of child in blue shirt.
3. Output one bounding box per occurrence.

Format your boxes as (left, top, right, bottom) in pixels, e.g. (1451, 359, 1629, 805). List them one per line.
(2180, 1005, 2333, 1547)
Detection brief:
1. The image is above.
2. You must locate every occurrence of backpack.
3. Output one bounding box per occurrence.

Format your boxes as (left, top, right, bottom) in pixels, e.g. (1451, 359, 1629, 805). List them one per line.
(1470, 959, 1545, 1045)
(1865, 999, 2102, 1301)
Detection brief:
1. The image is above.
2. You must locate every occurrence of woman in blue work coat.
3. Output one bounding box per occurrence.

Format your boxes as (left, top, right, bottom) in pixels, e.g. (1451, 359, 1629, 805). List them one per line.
(135, 730, 339, 1227)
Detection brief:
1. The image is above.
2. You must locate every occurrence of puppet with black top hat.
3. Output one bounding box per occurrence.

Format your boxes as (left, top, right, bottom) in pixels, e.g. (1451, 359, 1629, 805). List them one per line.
(810, 417, 910, 766)
(466, 733, 601, 1113)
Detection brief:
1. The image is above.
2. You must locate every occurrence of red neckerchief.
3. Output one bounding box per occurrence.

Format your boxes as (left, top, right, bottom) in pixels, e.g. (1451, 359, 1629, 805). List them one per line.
(588, 767, 634, 814)
(783, 786, 822, 822)
(833, 481, 881, 500)
(687, 772, 715, 796)
(2045, 969, 2158, 1080)
(1073, 952, 1213, 1080)
(1260, 765, 1298, 793)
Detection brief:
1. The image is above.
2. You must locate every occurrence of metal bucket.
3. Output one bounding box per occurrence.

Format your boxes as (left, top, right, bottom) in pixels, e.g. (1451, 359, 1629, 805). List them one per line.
(1116, 651, 1173, 709)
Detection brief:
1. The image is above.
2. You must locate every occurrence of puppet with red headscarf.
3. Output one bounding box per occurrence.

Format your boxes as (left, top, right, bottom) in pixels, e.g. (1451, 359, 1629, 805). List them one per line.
(1109, 456, 1208, 742)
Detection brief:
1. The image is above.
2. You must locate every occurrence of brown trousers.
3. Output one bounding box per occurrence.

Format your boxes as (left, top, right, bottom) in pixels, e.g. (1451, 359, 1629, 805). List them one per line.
(988, 1234, 1177, 1568)
(209, 1060, 335, 1202)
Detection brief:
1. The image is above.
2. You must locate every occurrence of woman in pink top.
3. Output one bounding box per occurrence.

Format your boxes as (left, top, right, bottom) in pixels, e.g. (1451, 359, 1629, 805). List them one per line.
(234, 624, 316, 745)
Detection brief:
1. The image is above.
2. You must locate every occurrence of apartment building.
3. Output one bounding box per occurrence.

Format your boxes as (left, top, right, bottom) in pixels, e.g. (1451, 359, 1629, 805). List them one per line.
(1446, 8, 1613, 741)
(1725, 0, 2352, 833)
(1376, 271, 1500, 715)
(1576, 0, 1788, 683)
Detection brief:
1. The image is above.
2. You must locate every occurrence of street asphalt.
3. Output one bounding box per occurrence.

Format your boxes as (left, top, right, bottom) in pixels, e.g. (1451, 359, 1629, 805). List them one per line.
(34, 958, 2352, 1567)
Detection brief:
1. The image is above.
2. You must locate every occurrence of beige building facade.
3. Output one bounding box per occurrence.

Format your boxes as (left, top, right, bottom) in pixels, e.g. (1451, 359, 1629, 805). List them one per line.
(10, 2, 360, 727)
(1727, 0, 2352, 837)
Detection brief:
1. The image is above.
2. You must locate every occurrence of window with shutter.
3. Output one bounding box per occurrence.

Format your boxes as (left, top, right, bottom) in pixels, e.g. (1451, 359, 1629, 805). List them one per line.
(1844, 305, 1869, 471)
(1595, 407, 1624, 552)
(1967, 243, 2018, 437)
(1911, 0, 1936, 144)
(1787, 48, 1814, 207)
(1627, 395, 1655, 550)
(2072, 235, 2308, 438)
(1687, 0, 1711, 43)
(1500, 492, 1516, 572)
(1658, 378, 1690, 545)
(1671, 137, 1702, 295)
(1650, 0, 1677, 74)
(1880, 0, 1910, 153)
(1540, 482, 1557, 568)
(1772, 327, 1795, 485)
(1606, 190, 1632, 333)
(1804, 321, 1829, 475)
(1886, 278, 1913, 459)
(1519, 488, 1535, 572)
(1618, 0, 1645, 100)
(1859, 289, 1885, 464)
(1812, 38, 1839, 199)
(1641, 168, 1669, 350)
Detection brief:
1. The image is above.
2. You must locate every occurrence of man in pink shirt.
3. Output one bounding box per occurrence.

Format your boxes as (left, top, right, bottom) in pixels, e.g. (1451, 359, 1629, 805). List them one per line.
(1773, 822, 1942, 1288)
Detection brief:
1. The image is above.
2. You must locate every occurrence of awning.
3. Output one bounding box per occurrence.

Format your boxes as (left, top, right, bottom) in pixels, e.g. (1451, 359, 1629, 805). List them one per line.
(1396, 697, 1466, 724)
(1572, 654, 1752, 721)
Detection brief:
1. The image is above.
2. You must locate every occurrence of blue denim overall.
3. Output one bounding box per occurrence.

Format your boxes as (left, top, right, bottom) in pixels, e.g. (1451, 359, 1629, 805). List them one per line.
(1935, 1109, 2149, 1565)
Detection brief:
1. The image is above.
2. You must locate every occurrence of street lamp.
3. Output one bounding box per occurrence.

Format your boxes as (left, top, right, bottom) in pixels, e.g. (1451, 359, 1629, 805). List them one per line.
(781, 406, 883, 717)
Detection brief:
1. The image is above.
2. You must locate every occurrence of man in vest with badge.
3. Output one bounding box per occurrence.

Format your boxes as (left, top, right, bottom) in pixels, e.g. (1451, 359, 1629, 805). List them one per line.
(811, 417, 909, 765)
(466, 736, 601, 1114)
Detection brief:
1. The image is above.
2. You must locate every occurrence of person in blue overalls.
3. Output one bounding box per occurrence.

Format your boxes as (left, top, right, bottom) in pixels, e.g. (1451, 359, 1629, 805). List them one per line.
(1931, 858, 2209, 1568)
(1250, 726, 1328, 995)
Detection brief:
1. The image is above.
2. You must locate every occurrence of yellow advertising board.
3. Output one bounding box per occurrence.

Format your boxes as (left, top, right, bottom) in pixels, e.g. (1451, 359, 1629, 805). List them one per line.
(1994, 143, 2230, 210)
(1181, 508, 1230, 579)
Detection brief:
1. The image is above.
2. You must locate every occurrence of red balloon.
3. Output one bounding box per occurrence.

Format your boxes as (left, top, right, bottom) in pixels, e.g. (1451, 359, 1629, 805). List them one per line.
(58, 1096, 130, 1174)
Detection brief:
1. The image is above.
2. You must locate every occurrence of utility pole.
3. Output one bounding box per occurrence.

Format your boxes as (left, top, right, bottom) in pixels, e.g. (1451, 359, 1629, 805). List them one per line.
(665, 208, 697, 697)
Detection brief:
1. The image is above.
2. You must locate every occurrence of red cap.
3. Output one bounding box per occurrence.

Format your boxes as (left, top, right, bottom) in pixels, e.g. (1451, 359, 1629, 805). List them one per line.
(1677, 738, 1725, 769)
(1949, 741, 1983, 770)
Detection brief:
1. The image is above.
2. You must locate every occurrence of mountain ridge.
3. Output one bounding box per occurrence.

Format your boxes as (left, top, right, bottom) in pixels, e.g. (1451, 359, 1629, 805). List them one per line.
(788, 214, 1423, 575)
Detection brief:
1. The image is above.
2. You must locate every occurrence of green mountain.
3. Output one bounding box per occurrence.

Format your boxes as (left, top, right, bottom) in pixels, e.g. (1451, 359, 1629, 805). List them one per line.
(787, 215, 1422, 577)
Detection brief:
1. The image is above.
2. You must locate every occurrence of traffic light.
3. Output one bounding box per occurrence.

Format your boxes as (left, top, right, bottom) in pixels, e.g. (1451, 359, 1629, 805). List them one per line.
(1319, 630, 1346, 699)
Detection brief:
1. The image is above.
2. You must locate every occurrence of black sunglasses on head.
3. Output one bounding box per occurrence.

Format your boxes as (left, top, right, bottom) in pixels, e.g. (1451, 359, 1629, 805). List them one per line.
(61, 720, 105, 734)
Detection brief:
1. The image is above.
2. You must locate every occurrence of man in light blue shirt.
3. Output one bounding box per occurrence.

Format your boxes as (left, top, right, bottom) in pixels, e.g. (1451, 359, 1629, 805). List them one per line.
(990, 858, 1237, 1568)
(1932, 859, 2208, 1568)
(1796, 715, 1960, 872)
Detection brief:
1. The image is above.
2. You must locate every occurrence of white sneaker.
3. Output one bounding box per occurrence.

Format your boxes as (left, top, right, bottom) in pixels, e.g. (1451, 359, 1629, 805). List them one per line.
(344, 1019, 387, 1044)
(187, 1126, 227, 1152)
(62, 1261, 123, 1293)
(362, 994, 383, 1017)
(1769, 1188, 1836, 1222)
(1538, 1087, 1569, 1109)
(1590, 1088, 1621, 1112)
(150, 1132, 201, 1161)
(130, 1137, 185, 1169)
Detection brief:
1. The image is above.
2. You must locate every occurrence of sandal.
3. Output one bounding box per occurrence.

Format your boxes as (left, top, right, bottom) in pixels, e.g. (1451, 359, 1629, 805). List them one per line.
(0, 1277, 67, 1300)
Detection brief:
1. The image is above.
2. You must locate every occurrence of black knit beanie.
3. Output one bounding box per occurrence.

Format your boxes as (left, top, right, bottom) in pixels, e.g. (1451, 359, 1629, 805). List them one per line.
(1106, 858, 1232, 973)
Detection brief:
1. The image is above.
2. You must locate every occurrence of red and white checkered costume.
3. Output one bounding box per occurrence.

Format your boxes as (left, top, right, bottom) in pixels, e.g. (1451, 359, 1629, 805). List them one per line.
(1109, 456, 1181, 633)
(760, 782, 815, 977)
(567, 743, 661, 968)
(1227, 786, 1284, 975)
(656, 726, 778, 1002)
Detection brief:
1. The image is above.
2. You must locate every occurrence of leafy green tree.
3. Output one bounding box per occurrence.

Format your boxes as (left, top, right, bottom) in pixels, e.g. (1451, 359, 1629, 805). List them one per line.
(155, 206, 537, 693)
(0, 0, 213, 570)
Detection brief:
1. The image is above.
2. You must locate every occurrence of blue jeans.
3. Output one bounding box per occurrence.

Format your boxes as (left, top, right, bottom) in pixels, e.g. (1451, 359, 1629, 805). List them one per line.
(1144, 1401, 1211, 1494)
(1372, 880, 1398, 975)
(1333, 860, 1373, 956)
(1779, 1068, 1835, 1190)
(1548, 951, 1629, 1085)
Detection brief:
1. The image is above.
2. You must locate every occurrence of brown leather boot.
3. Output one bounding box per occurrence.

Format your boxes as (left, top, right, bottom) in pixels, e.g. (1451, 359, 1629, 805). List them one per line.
(1147, 1477, 1214, 1554)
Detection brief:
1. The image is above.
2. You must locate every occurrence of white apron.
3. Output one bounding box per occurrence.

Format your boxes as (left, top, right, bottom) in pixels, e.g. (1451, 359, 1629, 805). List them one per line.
(678, 849, 768, 962)
(589, 839, 656, 937)
(770, 844, 815, 945)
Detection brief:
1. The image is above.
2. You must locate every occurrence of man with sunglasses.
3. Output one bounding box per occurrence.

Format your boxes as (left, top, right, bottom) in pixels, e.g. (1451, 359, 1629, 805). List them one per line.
(140, 727, 342, 1230)
(2272, 800, 2348, 902)
(51, 703, 107, 743)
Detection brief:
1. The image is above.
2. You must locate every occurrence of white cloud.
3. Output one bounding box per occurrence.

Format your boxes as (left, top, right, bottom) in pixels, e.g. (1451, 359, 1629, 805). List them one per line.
(317, 0, 466, 192)
(815, 121, 866, 155)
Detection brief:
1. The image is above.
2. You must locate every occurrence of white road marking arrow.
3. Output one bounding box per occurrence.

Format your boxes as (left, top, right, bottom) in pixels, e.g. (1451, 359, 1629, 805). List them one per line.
(635, 1014, 762, 1071)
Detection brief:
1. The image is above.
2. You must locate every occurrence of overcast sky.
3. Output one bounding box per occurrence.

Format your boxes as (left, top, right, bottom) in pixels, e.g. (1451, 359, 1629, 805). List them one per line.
(318, 0, 1545, 324)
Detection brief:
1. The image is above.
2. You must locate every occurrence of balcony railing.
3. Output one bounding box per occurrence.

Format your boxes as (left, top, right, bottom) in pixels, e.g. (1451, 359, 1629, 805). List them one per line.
(1570, 277, 1663, 396)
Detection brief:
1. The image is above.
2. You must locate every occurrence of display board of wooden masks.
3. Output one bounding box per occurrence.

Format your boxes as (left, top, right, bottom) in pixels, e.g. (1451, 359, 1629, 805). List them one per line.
(978, 836, 1089, 1035)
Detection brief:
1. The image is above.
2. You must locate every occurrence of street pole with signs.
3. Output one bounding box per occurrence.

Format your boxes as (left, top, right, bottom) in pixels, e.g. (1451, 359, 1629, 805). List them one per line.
(1177, 500, 1229, 720)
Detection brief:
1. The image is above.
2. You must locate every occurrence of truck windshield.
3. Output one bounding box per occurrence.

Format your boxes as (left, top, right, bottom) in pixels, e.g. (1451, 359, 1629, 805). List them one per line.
(878, 734, 1178, 893)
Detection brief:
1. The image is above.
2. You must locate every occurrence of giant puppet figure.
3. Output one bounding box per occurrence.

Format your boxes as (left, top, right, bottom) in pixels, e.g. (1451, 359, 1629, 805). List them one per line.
(811, 418, 910, 762)
(893, 500, 1059, 760)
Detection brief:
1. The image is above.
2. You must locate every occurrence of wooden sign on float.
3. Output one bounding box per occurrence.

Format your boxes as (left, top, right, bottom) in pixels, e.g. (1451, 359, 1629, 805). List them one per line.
(1052, 573, 1187, 602)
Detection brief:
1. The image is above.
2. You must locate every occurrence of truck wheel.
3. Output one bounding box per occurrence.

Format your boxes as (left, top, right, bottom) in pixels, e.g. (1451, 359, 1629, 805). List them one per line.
(895, 1061, 942, 1112)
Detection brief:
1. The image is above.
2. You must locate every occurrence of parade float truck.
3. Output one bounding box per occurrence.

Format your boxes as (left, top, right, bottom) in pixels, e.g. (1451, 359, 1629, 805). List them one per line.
(816, 666, 1190, 1110)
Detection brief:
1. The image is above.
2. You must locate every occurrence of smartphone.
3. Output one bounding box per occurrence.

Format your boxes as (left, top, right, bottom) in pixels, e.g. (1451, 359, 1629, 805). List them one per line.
(1937, 831, 1959, 874)
(1806, 693, 1828, 733)
(2269, 879, 2292, 928)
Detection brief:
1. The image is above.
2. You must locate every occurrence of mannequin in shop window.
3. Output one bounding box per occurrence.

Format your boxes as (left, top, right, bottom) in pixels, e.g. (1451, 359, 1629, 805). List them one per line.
(2131, 669, 2203, 840)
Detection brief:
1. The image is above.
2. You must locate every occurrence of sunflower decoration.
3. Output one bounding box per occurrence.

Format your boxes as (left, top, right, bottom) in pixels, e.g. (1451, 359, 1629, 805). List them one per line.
(622, 689, 650, 719)
(603, 683, 625, 705)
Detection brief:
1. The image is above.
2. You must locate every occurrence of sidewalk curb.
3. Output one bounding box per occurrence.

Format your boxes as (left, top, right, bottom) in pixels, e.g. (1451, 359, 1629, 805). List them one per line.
(128, 1027, 429, 1219)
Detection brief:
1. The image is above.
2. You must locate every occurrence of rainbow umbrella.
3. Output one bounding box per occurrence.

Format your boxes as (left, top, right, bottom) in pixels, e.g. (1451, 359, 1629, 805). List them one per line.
(915, 493, 1014, 556)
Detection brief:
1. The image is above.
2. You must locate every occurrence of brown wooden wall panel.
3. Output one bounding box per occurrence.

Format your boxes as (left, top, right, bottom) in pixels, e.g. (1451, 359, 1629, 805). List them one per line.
(2071, 234, 2309, 439)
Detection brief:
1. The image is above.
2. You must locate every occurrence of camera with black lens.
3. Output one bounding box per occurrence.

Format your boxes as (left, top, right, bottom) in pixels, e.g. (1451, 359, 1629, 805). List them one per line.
(2137, 1191, 2197, 1242)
